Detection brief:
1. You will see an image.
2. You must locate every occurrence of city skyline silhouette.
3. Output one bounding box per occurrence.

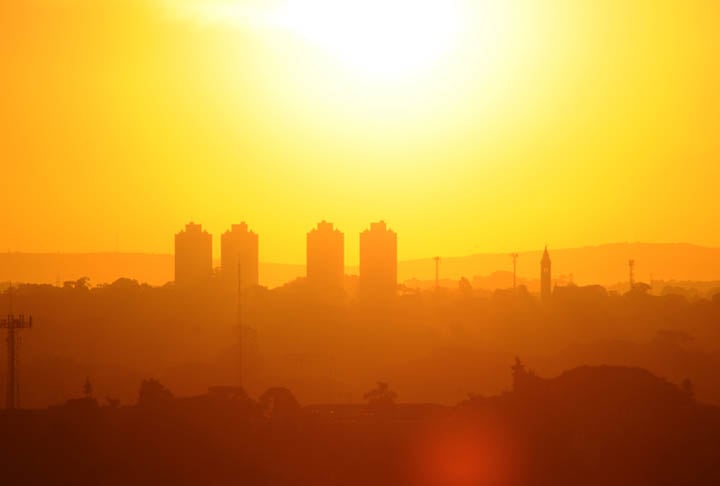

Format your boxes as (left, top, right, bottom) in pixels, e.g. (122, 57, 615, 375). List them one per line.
(3, 0, 720, 484)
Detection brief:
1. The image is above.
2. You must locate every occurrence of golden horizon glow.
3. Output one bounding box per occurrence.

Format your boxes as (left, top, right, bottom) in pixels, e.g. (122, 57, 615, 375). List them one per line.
(1, 0, 719, 264)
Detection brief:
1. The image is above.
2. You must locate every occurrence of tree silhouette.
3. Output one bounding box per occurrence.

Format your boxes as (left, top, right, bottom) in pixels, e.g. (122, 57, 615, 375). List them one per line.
(138, 378, 174, 408)
(512, 357, 537, 392)
(258, 387, 300, 419)
(64, 276, 90, 290)
(630, 282, 652, 295)
(459, 277, 473, 297)
(364, 382, 397, 413)
(83, 377, 93, 397)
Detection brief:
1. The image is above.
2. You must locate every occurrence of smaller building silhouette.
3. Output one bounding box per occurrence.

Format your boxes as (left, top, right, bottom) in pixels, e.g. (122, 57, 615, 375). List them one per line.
(307, 221, 344, 291)
(221, 223, 259, 291)
(541, 246, 552, 303)
(359, 221, 397, 301)
(175, 222, 212, 287)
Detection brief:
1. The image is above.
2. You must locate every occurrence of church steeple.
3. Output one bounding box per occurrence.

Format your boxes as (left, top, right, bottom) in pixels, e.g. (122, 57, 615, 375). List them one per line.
(541, 246, 551, 303)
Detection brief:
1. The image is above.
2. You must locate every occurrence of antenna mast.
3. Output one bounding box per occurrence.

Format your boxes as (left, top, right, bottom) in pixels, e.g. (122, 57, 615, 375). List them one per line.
(1, 287, 34, 410)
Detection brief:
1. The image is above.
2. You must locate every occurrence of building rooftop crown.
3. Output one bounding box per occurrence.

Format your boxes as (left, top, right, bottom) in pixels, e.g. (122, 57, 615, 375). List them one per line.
(184, 222, 205, 233)
(313, 220, 340, 233)
(363, 220, 396, 235)
(227, 222, 254, 234)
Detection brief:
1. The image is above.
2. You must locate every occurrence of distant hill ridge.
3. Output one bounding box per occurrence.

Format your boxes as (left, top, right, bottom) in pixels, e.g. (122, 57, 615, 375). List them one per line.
(1, 242, 719, 288)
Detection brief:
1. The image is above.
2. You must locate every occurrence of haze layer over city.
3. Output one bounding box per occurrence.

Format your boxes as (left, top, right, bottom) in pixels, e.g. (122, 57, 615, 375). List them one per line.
(2, 1, 720, 485)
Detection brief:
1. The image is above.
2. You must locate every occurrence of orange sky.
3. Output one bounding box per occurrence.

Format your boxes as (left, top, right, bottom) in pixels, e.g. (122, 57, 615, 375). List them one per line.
(1, 0, 719, 264)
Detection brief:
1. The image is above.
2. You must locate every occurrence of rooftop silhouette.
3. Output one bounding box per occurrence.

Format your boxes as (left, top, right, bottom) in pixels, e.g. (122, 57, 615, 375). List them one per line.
(174, 222, 212, 287)
(221, 222, 259, 291)
(306, 221, 344, 292)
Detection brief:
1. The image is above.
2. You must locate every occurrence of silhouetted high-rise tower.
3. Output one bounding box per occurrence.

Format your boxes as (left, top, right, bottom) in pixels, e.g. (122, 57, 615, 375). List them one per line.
(174, 222, 212, 287)
(541, 246, 552, 303)
(221, 222, 259, 291)
(307, 221, 344, 291)
(359, 221, 397, 301)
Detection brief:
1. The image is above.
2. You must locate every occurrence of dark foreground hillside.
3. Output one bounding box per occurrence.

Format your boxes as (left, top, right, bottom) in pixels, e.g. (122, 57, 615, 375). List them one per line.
(2, 365, 719, 486)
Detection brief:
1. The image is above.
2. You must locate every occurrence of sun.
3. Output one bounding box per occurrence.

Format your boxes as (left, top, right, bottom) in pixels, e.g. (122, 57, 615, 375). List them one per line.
(274, 0, 464, 80)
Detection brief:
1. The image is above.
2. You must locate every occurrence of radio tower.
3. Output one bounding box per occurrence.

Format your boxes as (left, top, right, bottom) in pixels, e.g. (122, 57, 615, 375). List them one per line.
(628, 259, 635, 291)
(434, 256, 440, 290)
(510, 253, 519, 290)
(1, 287, 34, 410)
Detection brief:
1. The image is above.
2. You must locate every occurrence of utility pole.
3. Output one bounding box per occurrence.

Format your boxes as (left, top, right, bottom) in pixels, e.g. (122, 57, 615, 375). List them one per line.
(629, 259, 635, 291)
(1, 287, 33, 410)
(237, 259, 243, 389)
(433, 256, 440, 290)
(510, 253, 519, 290)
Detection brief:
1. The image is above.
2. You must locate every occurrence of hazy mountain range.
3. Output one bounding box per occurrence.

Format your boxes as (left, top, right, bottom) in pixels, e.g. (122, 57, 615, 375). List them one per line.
(1, 243, 719, 289)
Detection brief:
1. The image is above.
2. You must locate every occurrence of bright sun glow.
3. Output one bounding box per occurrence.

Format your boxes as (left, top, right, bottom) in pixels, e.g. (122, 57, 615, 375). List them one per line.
(176, 0, 466, 80)
(274, 0, 464, 79)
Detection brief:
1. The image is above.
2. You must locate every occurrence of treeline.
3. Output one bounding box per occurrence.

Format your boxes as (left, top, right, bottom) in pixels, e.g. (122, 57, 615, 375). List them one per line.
(3, 279, 720, 408)
(1, 364, 718, 485)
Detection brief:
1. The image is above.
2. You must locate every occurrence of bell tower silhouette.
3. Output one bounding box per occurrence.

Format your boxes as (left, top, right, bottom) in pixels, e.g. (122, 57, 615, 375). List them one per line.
(541, 246, 552, 303)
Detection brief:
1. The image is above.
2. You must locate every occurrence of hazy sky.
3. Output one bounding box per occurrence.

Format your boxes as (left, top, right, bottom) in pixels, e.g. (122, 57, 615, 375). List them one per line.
(1, 0, 718, 263)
